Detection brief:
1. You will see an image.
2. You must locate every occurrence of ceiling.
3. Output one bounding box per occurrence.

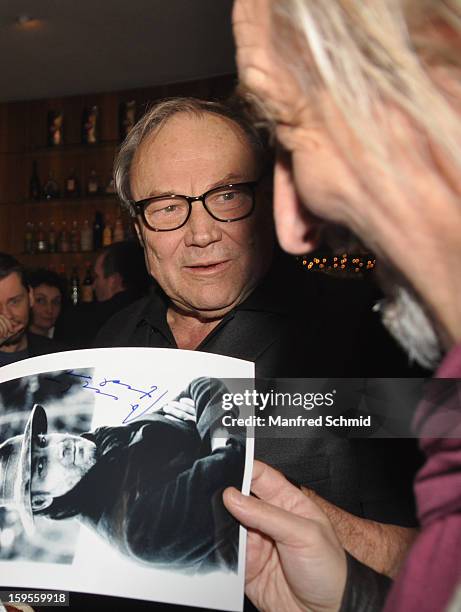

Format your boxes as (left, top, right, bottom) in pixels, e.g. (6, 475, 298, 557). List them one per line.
(0, 0, 236, 102)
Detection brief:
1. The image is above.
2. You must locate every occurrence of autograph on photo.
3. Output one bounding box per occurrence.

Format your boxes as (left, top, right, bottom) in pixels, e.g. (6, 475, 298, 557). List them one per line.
(44, 370, 169, 423)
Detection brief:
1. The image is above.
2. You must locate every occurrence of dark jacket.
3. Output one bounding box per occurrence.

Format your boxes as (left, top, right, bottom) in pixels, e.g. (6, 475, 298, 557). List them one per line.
(54, 289, 145, 350)
(49, 378, 244, 573)
(27, 331, 65, 357)
(0, 332, 65, 368)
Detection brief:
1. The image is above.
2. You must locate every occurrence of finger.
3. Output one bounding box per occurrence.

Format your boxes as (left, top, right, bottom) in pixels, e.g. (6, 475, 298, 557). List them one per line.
(0, 315, 14, 337)
(223, 486, 323, 548)
(178, 397, 196, 414)
(163, 405, 195, 421)
(164, 400, 195, 415)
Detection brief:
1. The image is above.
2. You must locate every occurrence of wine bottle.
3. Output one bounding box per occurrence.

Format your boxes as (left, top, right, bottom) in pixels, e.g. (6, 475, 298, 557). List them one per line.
(113, 214, 124, 243)
(48, 221, 57, 253)
(102, 215, 112, 247)
(36, 222, 48, 253)
(29, 160, 41, 200)
(65, 168, 80, 198)
(24, 222, 34, 254)
(70, 267, 80, 306)
(105, 176, 116, 194)
(59, 221, 70, 253)
(82, 106, 99, 145)
(43, 172, 60, 199)
(93, 211, 104, 250)
(47, 110, 64, 146)
(70, 220, 80, 252)
(87, 169, 99, 196)
(80, 219, 93, 252)
(81, 263, 94, 303)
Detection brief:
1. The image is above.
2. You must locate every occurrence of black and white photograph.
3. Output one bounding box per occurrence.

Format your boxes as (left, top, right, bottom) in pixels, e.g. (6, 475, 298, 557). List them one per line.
(0, 348, 254, 611)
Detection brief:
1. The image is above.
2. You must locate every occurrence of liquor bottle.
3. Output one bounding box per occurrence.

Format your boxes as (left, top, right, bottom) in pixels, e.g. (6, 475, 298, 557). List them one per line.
(69, 267, 80, 306)
(65, 169, 80, 198)
(29, 160, 41, 200)
(70, 220, 80, 252)
(36, 222, 48, 253)
(47, 110, 64, 146)
(87, 169, 99, 196)
(81, 263, 94, 303)
(24, 222, 34, 254)
(104, 176, 116, 194)
(119, 100, 136, 141)
(102, 215, 112, 247)
(43, 172, 60, 199)
(82, 106, 99, 144)
(113, 214, 124, 243)
(93, 211, 104, 249)
(48, 221, 57, 253)
(80, 219, 93, 252)
(59, 221, 70, 253)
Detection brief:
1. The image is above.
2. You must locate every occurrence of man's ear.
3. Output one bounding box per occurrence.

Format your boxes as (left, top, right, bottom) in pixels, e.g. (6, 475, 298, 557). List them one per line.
(31, 493, 53, 512)
(28, 287, 34, 308)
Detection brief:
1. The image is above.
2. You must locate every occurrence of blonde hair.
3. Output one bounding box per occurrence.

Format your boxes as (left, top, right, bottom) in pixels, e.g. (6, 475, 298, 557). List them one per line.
(271, 0, 461, 172)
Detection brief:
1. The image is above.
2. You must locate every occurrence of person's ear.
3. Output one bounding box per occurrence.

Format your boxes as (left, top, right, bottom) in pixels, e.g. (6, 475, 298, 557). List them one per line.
(28, 287, 34, 308)
(31, 493, 53, 512)
(273, 151, 321, 255)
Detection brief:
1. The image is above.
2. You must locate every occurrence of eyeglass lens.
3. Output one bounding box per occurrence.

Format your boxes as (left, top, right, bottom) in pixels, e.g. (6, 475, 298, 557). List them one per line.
(143, 184, 254, 230)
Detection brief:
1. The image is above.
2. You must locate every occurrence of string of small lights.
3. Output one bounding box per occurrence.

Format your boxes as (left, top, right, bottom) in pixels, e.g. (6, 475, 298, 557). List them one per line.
(298, 253, 376, 275)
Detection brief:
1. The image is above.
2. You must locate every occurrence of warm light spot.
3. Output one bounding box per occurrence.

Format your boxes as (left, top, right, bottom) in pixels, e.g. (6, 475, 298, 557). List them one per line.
(15, 15, 44, 30)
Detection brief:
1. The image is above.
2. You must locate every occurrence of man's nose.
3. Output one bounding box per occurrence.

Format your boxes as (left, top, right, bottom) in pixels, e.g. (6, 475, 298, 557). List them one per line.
(184, 201, 222, 247)
(60, 440, 74, 464)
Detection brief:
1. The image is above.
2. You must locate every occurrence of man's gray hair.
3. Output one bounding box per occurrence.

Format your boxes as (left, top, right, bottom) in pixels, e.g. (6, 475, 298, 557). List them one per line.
(114, 97, 270, 217)
(268, 0, 461, 177)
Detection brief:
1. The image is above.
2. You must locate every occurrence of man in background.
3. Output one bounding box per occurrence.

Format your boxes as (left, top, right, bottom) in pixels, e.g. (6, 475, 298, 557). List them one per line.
(0, 253, 62, 367)
(55, 240, 151, 349)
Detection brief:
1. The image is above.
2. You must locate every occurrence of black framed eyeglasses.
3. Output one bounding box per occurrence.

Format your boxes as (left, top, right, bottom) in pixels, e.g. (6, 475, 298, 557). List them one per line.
(130, 180, 259, 232)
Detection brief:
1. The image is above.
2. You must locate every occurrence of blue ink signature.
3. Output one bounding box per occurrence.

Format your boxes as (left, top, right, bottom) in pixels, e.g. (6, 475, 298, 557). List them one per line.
(99, 378, 159, 400)
(45, 370, 169, 424)
(123, 390, 169, 424)
(66, 372, 119, 400)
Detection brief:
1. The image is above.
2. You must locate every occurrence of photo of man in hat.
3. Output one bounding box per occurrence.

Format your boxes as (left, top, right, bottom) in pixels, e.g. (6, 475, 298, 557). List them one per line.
(0, 377, 245, 574)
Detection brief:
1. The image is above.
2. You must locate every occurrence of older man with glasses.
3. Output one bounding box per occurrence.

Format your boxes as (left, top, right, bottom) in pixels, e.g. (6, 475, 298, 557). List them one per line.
(94, 97, 426, 588)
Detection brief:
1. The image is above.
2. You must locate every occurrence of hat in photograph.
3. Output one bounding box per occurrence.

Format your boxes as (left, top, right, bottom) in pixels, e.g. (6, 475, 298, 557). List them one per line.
(0, 404, 48, 535)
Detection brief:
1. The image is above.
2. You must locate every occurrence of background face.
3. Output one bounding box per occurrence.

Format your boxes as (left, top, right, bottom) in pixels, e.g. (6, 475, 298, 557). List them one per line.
(130, 112, 274, 319)
(32, 284, 62, 331)
(0, 271, 31, 344)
